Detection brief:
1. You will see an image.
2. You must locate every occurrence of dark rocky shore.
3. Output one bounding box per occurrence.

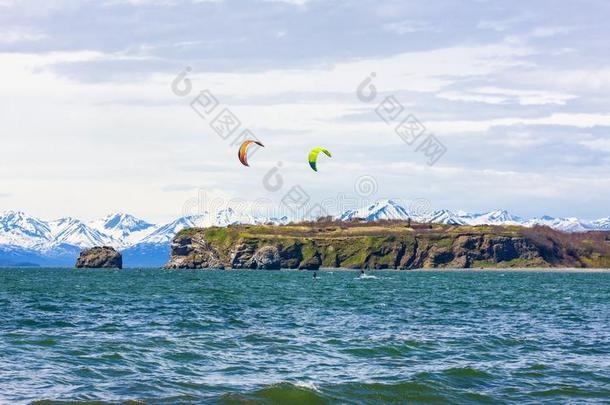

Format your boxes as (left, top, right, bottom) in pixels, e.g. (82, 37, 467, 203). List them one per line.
(165, 220, 610, 270)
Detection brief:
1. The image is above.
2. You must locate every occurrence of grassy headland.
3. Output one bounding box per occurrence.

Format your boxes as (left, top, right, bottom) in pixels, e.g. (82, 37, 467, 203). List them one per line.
(166, 219, 610, 269)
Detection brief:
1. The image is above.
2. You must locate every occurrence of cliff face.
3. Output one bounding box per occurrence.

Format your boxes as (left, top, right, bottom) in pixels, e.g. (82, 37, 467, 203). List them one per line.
(76, 246, 123, 269)
(165, 222, 610, 270)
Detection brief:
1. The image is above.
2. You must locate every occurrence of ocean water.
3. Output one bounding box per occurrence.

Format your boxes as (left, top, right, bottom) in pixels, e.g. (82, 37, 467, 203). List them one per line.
(1, 269, 609, 404)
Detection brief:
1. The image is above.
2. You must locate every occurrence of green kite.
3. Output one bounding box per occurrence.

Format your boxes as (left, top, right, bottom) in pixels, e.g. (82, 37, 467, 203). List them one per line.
(308, 147, 332, 172)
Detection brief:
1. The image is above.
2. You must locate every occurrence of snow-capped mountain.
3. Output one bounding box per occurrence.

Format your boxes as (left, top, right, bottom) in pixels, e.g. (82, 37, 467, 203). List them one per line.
(89, 213, 155, 247)
(204, 208, 258, 228)
(90, 213, 154, 238)
(337, 200, 608, 233)
(426, 210, 466, 225)
(48, 217, 116, 248)
(590, 217, 610, 230)
(138, 208, 286, 245)
(524, 216, 591, 233)
(141, 215, 206, 245)
(0, 208, 271, 267)
(0, 211, 51, 248)
(340, 199, 411, 221)
(460, 209, 523, 226)
(266, 216, 290, 225)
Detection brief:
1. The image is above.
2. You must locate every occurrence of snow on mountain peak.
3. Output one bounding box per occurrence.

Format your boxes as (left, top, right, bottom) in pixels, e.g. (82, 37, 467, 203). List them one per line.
(525, 216, 591, 232)
(337, 201, 604, 233)
(211, 207, 255, 227)
(92, 213, 154, 233)
(0, 210, 52, 247)
(88, 213, 156, 247)
(140, 215, 206, 244)
(1, 210, 49, 231)
(590, 217, 610, 230)
(50, 219, 116, 248)
(426, 209, 466, 225)
(142, 208, 272, 244)
(339, 199, 411, 221)
(464, 209, 523, 225)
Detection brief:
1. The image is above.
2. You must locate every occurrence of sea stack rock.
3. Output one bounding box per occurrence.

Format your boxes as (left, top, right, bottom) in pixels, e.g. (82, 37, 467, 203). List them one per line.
(75, 246, 123, 269)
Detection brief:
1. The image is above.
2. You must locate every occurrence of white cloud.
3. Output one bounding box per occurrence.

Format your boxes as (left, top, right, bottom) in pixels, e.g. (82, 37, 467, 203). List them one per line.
(531, 26, 576, 38)
(514, 68, 610, 92)
(579, 138, 610, 153)
(438, 86, 577, 106)
(0, 27, 47, 43)
(1, 0, 609, 220)
(180, 40, 533, 98)
(487, 129, 548, 148)
(264, 0, 307, 5)
(383, 20, 435, 35)
(477, 14, 532, 32)
(427, 113, 610, 135)
(103, 0, 221, 5)
(437, 91, 509, 105)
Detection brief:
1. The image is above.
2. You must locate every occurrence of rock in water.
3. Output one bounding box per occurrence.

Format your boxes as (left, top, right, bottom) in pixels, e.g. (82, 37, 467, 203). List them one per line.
(75, 246, 122, 269)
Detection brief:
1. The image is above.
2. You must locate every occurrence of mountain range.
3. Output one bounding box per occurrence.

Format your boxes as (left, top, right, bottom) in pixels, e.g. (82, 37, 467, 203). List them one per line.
(1, 200, 608, 267)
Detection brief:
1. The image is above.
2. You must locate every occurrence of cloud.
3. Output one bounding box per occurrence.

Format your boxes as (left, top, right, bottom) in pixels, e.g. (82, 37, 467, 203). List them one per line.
(438, 87, 577, 106)
(531, 26, 577, 38)
(263, 0, 308, 5)
(1, 0, 610, 220)
(0, 27, 46, 43)
(102, 0, 221, 5)
(425, 113, 610, 135)
(512, 68, 610, 93)
(477, 14, 532, 32)
(161, 184, 198, 192)
(383, 20, 435, 35)
(579, 138, 610, 153)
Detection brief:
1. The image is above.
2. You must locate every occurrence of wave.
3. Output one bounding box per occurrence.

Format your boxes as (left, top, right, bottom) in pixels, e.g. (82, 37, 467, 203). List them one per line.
(216, 381, 450, 404)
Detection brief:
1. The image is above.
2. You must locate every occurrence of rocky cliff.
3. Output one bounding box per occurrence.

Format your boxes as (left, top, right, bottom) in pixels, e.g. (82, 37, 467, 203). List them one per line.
(165, 221, 610, 270)
(75, 246, 123, 269)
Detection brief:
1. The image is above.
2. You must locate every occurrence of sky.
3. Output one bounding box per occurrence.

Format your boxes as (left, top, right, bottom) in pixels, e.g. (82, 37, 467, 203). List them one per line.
(1, 0, 609, 223)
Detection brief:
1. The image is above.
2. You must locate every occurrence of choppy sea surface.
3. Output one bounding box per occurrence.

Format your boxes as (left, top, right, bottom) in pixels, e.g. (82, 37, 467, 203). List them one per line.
(1, 268, 609, 404)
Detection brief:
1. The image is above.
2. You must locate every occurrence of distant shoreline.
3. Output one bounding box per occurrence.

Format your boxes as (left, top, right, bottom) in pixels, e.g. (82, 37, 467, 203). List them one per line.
(166, 221, 610, 270)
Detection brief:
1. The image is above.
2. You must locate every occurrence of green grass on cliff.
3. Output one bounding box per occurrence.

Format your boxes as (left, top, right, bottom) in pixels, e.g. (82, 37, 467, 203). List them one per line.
(173, 220, 610, 269)
(204, 228, 230, 244)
